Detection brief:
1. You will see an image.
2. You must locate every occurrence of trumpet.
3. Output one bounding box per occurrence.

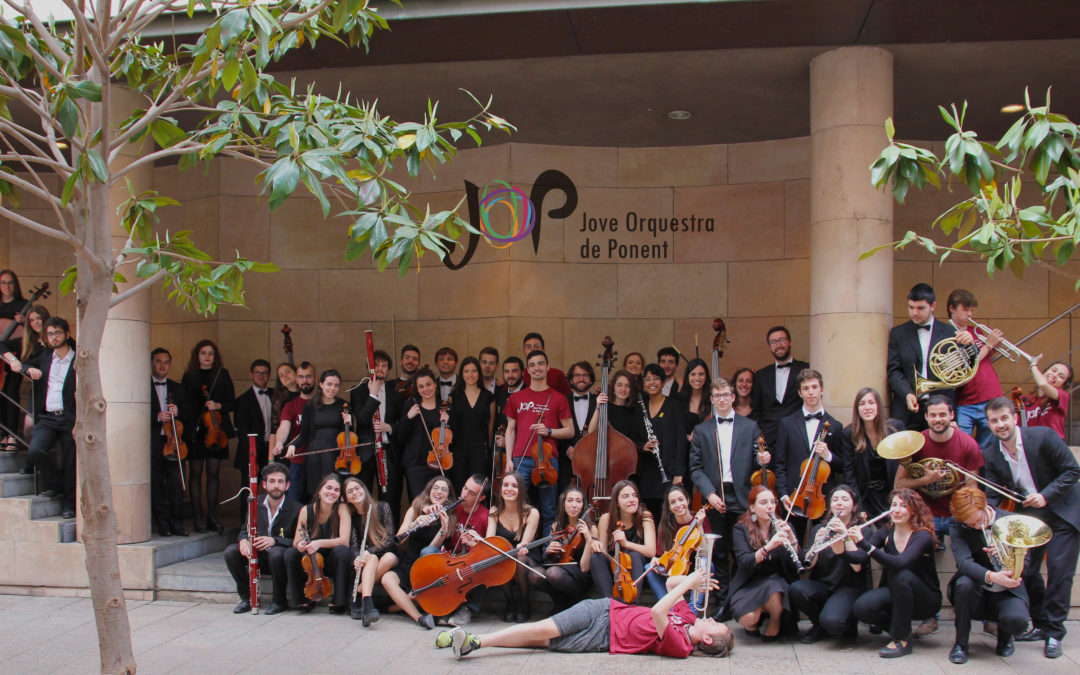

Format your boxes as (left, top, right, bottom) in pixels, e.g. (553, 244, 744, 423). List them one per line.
(964, 319, 1036, 365)
(692, 533, 721, 618)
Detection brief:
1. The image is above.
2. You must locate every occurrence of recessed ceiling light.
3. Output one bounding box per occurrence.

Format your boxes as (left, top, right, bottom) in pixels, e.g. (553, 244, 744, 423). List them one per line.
(667, 110, 691, 120)
(1000, 104, 1024, 114)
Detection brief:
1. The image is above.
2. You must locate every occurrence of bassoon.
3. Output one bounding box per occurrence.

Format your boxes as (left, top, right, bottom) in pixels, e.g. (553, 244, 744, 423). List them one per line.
(364, 330, 389, 495)
(246, 434, 260, 614)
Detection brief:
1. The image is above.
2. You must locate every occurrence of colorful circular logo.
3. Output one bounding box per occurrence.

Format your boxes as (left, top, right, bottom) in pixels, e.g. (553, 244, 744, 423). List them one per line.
(478, 181, 535, 249)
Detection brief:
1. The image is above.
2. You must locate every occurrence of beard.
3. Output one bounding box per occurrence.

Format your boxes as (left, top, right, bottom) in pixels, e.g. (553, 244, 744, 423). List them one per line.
(299, 383, 315, 395)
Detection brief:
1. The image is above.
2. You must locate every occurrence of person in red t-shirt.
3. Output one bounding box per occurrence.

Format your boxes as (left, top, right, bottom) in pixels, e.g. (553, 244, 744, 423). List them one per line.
(1023, 356, 1073, 441)
(440, 473, 490, 627)
(437, 569, 733, 659)
(505, 349, 573, 529)
(272, 361, 316, 504)
(520, 332, 572, 397)
(947, 289, 1004, 446)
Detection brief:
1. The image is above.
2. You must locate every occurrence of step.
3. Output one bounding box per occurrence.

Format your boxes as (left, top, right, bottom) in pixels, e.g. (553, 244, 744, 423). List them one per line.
(0, 452, 25, 474)
(119, 527, 239, 570)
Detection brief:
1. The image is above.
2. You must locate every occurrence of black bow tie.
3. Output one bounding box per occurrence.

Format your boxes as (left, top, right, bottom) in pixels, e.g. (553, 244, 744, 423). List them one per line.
(257, 389, 269, 396)
(775, 362, 792, 369)
(805, 412, 824, 421)
(153, 381, 167, 387)
(918, 323, 932, 331)
(574, 394, 589, 401)
(716, 417, 734, 424)
(440, 380, 453, 385)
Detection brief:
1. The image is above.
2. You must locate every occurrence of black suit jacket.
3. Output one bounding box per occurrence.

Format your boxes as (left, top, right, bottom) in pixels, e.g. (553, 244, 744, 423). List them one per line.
(751, 359, 809, 445)
(350, 383, 404, 464)
(151, 378, 190, 448)
(238, 495, 301, 548)
(689, 413, 762, 513)
(886, 319, 957, 423)
(948, 509, 1028, 602)
(773, 410, 845, 500)
(233, 387, 272, 471)
(27, 343, 76, 422)
(564, 392, 597, 445)
(982, 426, 1080, 531)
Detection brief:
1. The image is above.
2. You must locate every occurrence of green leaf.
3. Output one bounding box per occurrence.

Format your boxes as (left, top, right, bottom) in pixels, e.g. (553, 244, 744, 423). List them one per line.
(221, 58, 240, 91)
(60, 168, 80, 207)
(218, 9, 249, 45)
(150, 119, 186, 148)
(85, 150, 109, 182)
(266, 158, 299, 210)
(66, 80, 102, 102)
(57, 97, 79, 139)
(59, 266, 77, 296)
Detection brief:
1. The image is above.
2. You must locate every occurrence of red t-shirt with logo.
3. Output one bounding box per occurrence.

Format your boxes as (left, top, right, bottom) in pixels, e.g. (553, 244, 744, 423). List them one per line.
(281, 396, 309, 464)
(1025, 388, 1069, 440)
(506, 387, 572, 459)
(608, 598, 696, 657)
(913, 429, 983, 517)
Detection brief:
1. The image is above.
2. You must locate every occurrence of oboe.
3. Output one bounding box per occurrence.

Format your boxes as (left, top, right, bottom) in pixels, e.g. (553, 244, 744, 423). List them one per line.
(638, 394, 669, 482)
(769, 512, 804, 573)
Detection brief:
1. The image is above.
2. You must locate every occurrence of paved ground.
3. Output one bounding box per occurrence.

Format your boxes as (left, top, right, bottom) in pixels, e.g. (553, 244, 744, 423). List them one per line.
(1, 594, 1079, 674)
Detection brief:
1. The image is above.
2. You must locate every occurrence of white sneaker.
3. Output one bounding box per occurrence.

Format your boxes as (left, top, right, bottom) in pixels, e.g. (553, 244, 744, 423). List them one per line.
(448, 606, 471, 627)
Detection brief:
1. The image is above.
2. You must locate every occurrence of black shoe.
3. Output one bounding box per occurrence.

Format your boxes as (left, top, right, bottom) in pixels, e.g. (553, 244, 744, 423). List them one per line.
(879, 640, 913, 658)
(869, 624, 884, 635)
(362, 596, 380, 627)
(761, 632, 783, 643)
(171, 522, 189, 536)
(417, 613, 435, 630)
(193, 520, 207, 533)
(514, 599, 530, 623)
(996, 637, 1015, 657)
(264, 602, 286, 615)
(38, 489, 59, 498)
(233, 599, 252, 614)
(743, 628, 762, 639)
(298, 603, 313, 614)
(713, 606, 733, 623)
(328, 604, 345, 615)
(800, 624, 825, 644)
(158, 528, 173, 537)
(207, 517, 225, 535)
(1045, 637, 1063, 659)
(351, 604, 364, 621)
(19, 465, 33, 475)
(62, 507, 76, 519)
(949, 643, 968, 664)
(1016, 627, 1046, 642)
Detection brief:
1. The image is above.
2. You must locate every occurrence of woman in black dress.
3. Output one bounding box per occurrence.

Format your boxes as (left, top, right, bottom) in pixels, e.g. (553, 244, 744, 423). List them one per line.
(589, 479, 655, 603)
(398, 368, 450, 500)
(840, 387, 904, 518)
(181, 339, 235, 533)
(531, 485, 593, 613)
(483, 470, 541, 622)
(285, 369, 352, 498)
(732, 367, 754, 419)
(586, 368, 646, 462)
(788, 485, 871, 643)
(449, 356, 494, 492)
(0, 270, 25, 452)
(343, 476, 396, 626)
(1, 303, 49, 451)
(728, 485, 802, 640)
(851, 488, 941, 658)
(639, 363, 688, 519)
(286, 474, 351, 613)
(677, 358, 712, 430)
(381, 475, 454, 629)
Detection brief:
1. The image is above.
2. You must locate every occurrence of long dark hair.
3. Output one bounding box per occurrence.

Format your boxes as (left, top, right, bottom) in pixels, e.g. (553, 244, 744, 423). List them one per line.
(850, 387, 896, 453)
(731, 367, 754, 408)
(0, 269, 23, 301)
(658, 484, 694, 550)
(606, 479, 650, 542)
(409, 367, 438, 404)
(307, 474, 343, 535)
(492, 471, 533, 538)
(20, 304, 50, 361)
(554, 485, 587, 532)
(608, 369, 639, 405)
(185, 339, 223, 377)
(315, 369, 341, 410)
(454, 356, 482, 394)
(738, 485, 776, 550)
(677, 358, 712, 419)
(826, 484, 867, 526)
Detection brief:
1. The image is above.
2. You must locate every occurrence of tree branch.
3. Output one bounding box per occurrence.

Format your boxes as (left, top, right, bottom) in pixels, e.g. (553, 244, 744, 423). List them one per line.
(59, 0, 110, 72)
(109, 268, 165, 308)
(0, 203, 81, 248)
(5, 1, 72, 71)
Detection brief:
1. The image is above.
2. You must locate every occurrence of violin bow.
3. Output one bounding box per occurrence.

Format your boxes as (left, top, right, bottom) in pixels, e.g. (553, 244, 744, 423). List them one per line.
(470, 535, 547, 579)
(167, 393, 186, 492)
(416, 403, 448, 478)
(511, 396, 551, 475)
(451, 477, 489, 555)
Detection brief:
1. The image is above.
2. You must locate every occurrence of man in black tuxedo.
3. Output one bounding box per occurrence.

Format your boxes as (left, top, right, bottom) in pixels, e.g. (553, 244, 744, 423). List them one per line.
(150, 348, 190, 536)
(657, 346, 681, 397)
(774, 368, 844, 540)
(435, 346, 458, 403)
(23, 317, 77, 519)
(233, 359, 273, 484)
(562, 360, 596, 493)
(492, 357, 525, 478)
(386, 343, 420, 396)
(983, 397, 1080, 659)
(690, 377, 763, 612)
(887, 283, 971, 430)
(223, 462, 300, 614)
(351, 349, 403, 497)
(751, 325, 809, 447)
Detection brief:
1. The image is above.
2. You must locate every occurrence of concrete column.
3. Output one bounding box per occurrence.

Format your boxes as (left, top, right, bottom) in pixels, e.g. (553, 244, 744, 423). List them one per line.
(809, 47, 894, 423)
(98, 86, 153, 543)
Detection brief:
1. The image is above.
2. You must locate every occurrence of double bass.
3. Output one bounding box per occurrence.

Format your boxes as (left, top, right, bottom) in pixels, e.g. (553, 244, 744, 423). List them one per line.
(710, 317, 728, 381)
(364, 330, 389, 495)
(571, 337, 638, 503)
(280, 324, 294, 367)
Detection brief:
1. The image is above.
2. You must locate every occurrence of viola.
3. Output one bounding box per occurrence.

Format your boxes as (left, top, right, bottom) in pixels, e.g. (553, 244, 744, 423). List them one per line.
(557, 503, 596, 564)
(491, 423, 507, 482)
(750, 433, 775, 490)
(300, 523, 333, 602)
(200, 383, 229, 451)
(610, 520, 638, 604)
(162, 393, 188, 461)
(530, 393, 558, 487)
(787, 421, 831, 520)
(654, 505, 712, 576)
(334, 402, 361, 475)
(572, 337, 638, 503)
(428, 398, 454, 472)
(1011, 386, 1028, 429)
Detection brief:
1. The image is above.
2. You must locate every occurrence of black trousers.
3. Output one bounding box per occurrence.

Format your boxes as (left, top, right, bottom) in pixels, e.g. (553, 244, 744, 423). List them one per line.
(1022, 511, 1079, 640)
(224, 542, 289, 606)
(449, 441, 488, 494)
(789, 581, 861, 635)
(705, 502, 740, 609)
(1, 365, 22, 437)
(150, 436, 184, 530)
(852, 569, 942, 640)
(590, 550, 646, 601)
(405, 464, 441, 501)
(285, 544, 351, 607)
(950, 576, 1028, 648)
(27, 413, 75, 508)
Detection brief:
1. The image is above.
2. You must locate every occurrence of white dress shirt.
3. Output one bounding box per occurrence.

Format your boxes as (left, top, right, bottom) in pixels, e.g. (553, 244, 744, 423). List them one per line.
(1000, 432, 1038, 498)
(252, 385, 272, 441)
(774, 359, 793, 404)
(46, 349, 74, 413)
(917, 318, 935, 379)
(802, 407, 832, 462)
(714, 414, 735, 484)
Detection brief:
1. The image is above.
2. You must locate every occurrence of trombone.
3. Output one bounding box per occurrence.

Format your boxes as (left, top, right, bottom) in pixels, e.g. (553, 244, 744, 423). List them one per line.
(946, 461, 1027, 504)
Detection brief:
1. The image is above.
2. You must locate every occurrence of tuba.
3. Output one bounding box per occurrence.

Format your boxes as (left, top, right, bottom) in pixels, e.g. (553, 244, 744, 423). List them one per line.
(985, 514, 1052, 585)
(913, 335, 978, 395)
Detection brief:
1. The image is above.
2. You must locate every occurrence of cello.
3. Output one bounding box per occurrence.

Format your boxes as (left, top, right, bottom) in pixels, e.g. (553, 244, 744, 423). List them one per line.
(530, 393, 558, 487)
(786, 421, 831, 521)
(710, 317, 728, 381)
(750, 433, 775, 490)
(428, 398, 454, 472)
(280, 324, 294, 367)
(571, 337, 638, 503)
(334, 402, 361, 476)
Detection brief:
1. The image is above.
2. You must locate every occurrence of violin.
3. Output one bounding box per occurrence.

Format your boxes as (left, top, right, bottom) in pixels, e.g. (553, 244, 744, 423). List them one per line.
(610, 520, 638, 603)
(557, 503, 596, 564)
(300, 523, 333, 602)
(491, 423, 507, 482)
(750, 433, 775, 490)
(530, 393, 558, 487)
(334, 402, 361, 475)
(200, 383, 229, 451)
(787, 421, 831, 520)
(162, 393, 188, 461)
(654, 504, 712, 576)
(428, 398, 454, 471)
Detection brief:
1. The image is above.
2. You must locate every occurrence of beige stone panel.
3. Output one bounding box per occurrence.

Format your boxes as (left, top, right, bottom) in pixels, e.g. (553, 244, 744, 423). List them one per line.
(465, 318, 511, 362)
(510, 144, 618, 188)
(618, 145, 728, 188)
(986, 319, 1067, 385)
(316, 269, 419, 322)
(932, 261, 1048, 320)
(217, 321, 271, 376)
(269, 197, 357, 270)
(785, 179, 811, 259)
(13, 541, 86, 587)
(727, 137, 810, 184)
(412, 189, 510, 269)
(148, 324, 188, 371)
(810, 312, 892, 423)
(507, 317, 564, 367)
(892, 261, 935, 318)
(678, 317, 787, 375)
(1046, 260, 1080, 316)
(315, 322, 367, 382)
(0, 219, 8, 268)
(810, 47, 893, 131)
(403, 320, 474, 373)
(673, 183, 783, 263)
(116, 545, 155, 589)
(0, 497, 32, 520)
(507, 262, 618, 319)
(155, 162, 221, 202)
(182, 196, 220, 260)
(418, 144, 512, 194)
(810, 218, 893, 315)
(418, 262, 509, 320)
(13, 274, 62, 316)
(8, 213, 75, 276)
(617, 262, 726, 319)
(562, 319, 674, 375)
(219, 196, 271, 262)
(0, 541, 14, 582)
(728, 259, 811, 317)
(219, 269, 319, 322)
(810, 126, 893, 226)
(113, 484, 151, 545)
(565, 188, 673, 266)
(217, 158, 263, 197)
(183, 321, 219, 353)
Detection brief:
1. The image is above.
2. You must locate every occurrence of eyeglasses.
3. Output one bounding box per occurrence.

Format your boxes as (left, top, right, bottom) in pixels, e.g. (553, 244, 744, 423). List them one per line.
(710, 392, 734, 400)
(45, 330, 66, 337)
(344, 487, 364, 496)
(767, 338, 790, 346)
(0, 280, 14, 285)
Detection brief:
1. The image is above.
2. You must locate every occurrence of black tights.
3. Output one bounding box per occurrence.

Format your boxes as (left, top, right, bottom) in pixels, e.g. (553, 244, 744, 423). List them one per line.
(532, 564, 588, 612)
(189, 458, 221, 521)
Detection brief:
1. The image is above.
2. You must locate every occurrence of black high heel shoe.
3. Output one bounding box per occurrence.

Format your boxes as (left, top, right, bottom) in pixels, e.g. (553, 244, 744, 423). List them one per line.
(207, 517, 225, 535)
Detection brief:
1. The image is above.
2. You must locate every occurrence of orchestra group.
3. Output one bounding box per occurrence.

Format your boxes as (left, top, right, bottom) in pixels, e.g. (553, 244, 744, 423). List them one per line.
(2, 268, 1078, 663)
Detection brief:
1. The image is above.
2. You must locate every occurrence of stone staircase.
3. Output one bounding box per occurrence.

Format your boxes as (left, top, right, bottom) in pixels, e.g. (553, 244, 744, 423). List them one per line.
(0, 452, 77, 546)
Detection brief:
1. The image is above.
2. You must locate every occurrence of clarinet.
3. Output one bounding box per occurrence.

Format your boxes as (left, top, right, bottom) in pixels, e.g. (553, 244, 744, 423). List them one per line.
(392, 497, 464, 546)
(246, 434, 260, 614)
(638, 394, 669, 482)
(769, 512, 805, 573)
